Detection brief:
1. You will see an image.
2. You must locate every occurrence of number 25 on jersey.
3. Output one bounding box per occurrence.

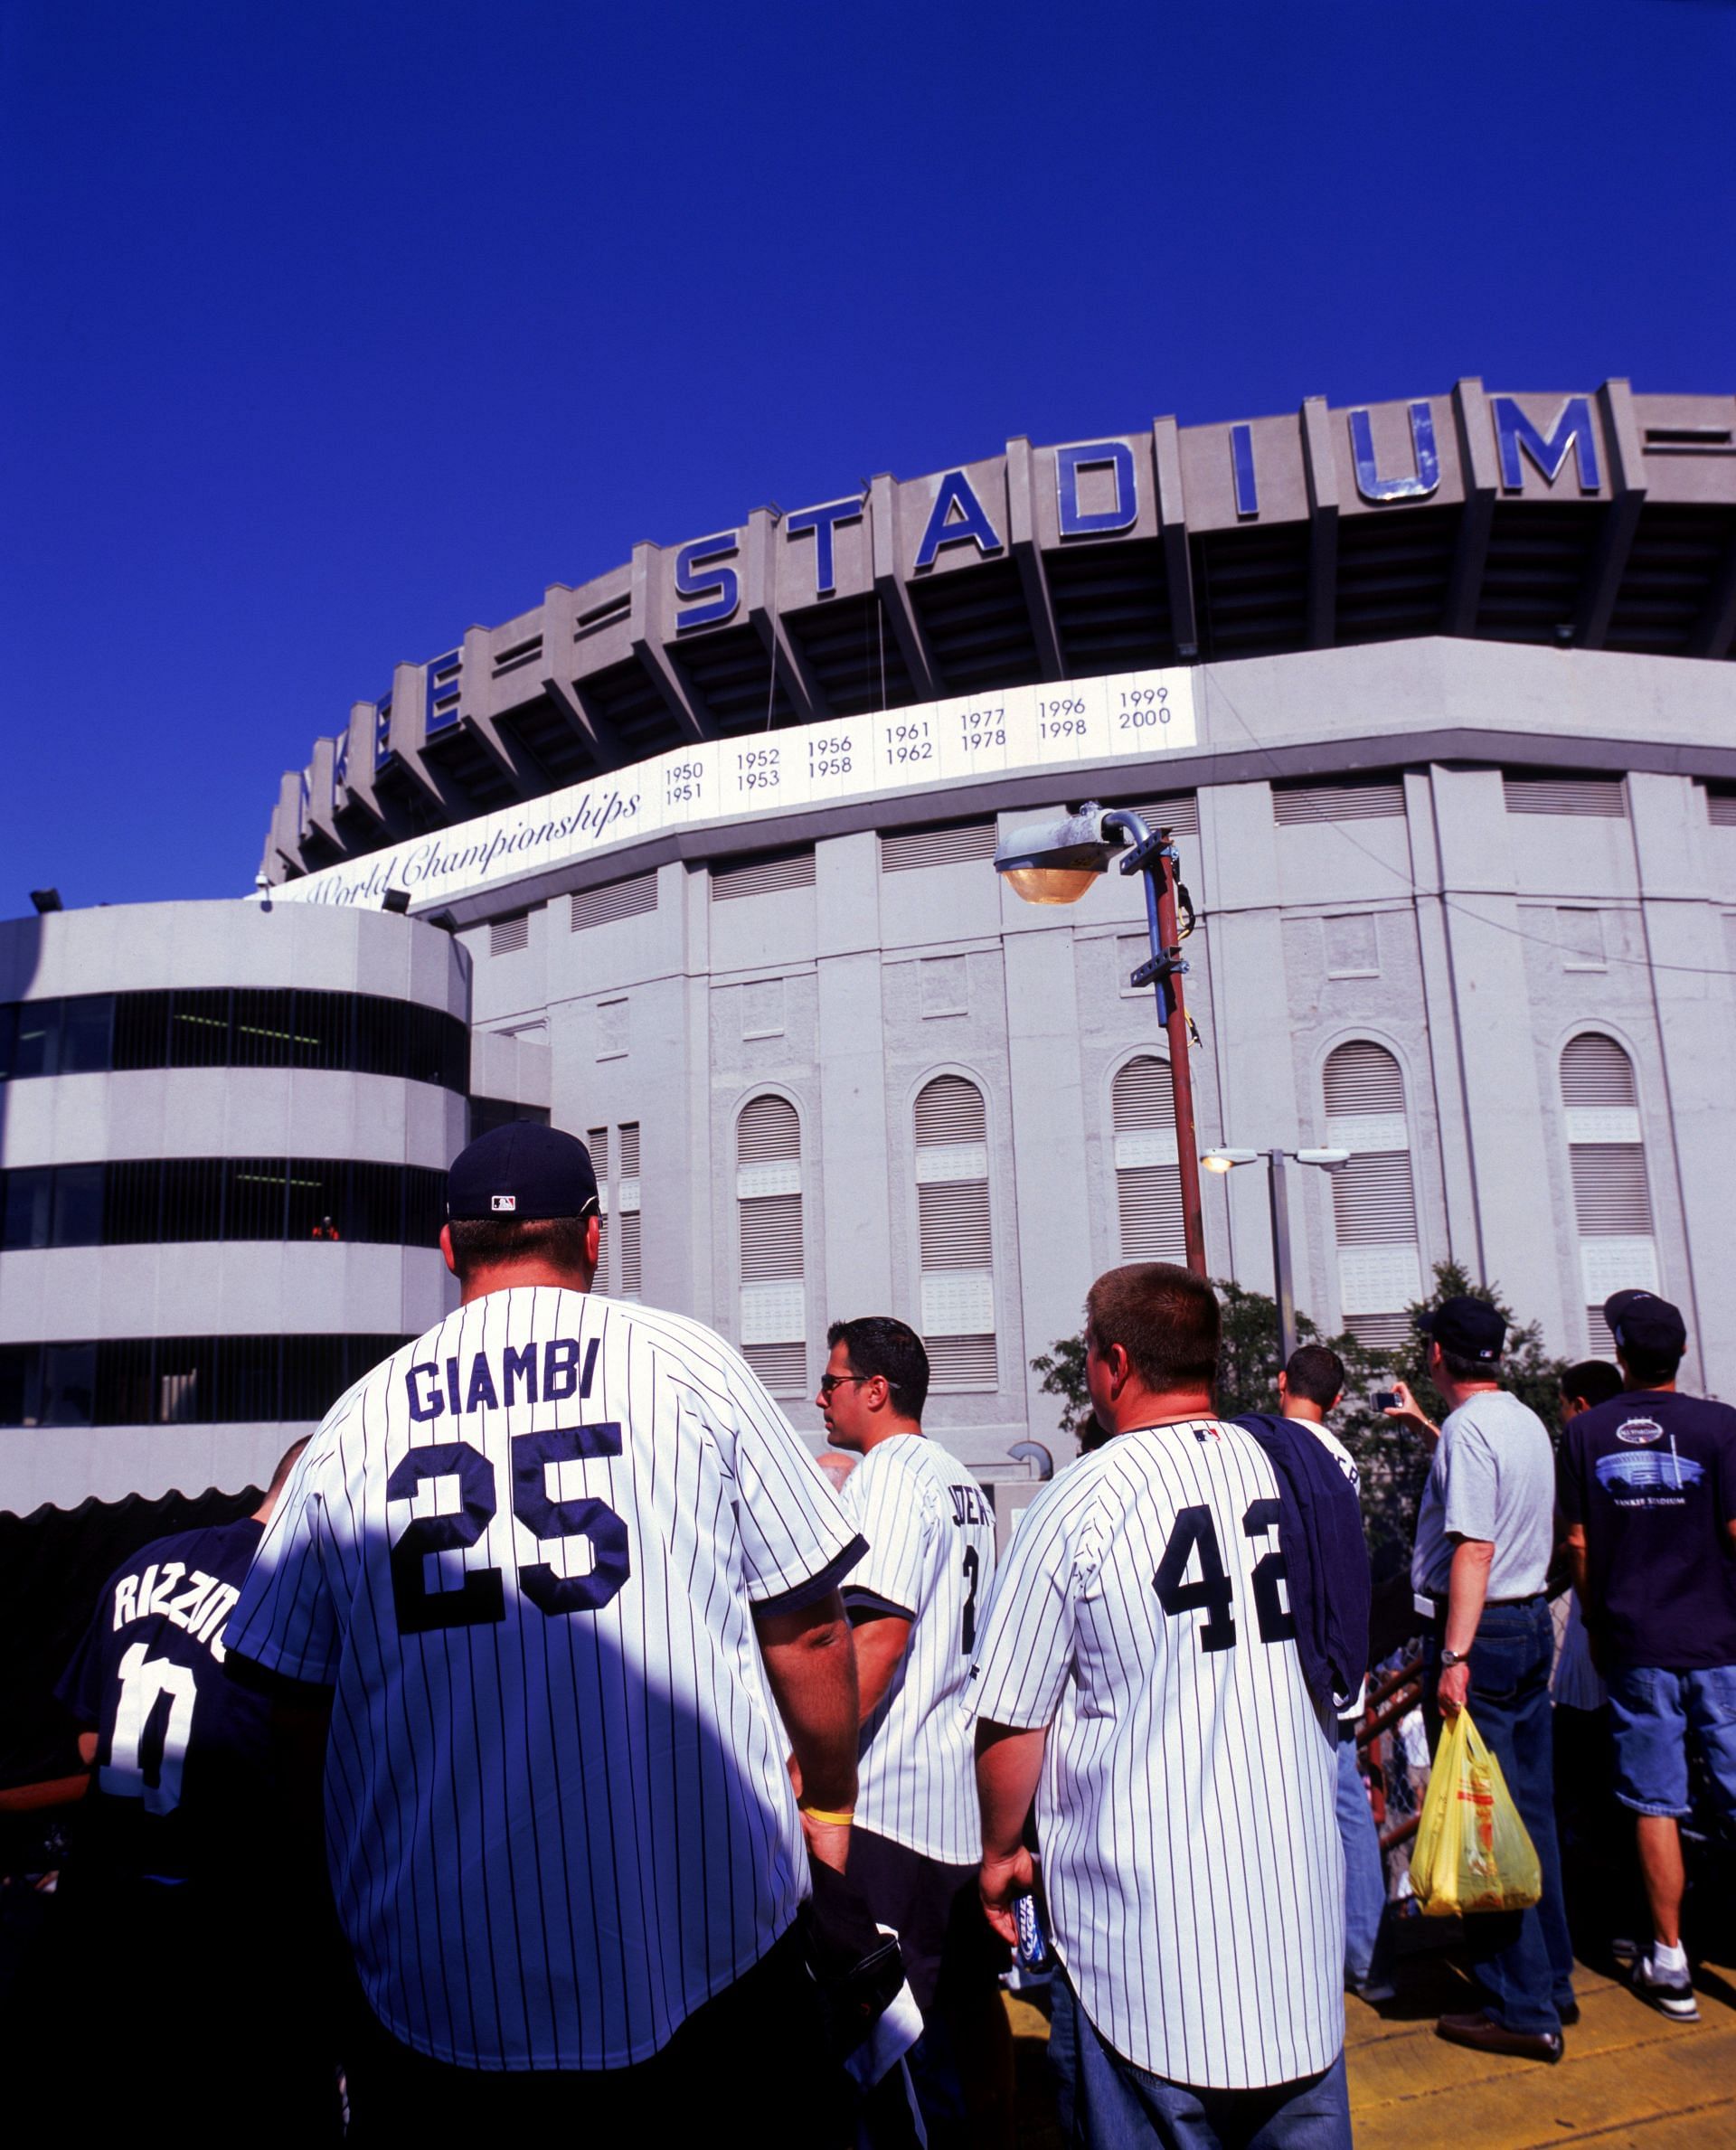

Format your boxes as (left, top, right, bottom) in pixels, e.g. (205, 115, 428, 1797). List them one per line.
(388, 1426, 631, 1634)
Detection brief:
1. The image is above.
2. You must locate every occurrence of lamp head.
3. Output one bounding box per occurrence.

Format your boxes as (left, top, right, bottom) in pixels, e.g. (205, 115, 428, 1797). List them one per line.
(1294, 1147, 1351, 1171)
(994, 802, 1124, 905)
(1202, 1147, 1259, 1173)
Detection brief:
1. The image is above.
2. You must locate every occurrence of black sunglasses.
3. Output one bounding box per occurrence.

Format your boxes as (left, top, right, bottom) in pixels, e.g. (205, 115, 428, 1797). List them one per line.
(817, 1372, 874, 1396)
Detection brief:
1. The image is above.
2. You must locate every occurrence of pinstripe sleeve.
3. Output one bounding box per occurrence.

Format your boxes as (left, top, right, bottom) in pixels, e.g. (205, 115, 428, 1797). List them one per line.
(840, 1453, 928, 1619)
(965, 1477, 1079, 1730)
(719, 1355, 864, 1608)
(224, 1424, 347, 1685)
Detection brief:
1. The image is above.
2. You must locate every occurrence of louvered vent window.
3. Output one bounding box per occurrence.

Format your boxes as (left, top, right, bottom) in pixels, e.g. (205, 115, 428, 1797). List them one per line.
(618, 1121, 641, 1298)
(738, 1094, 805, 1392)
(1323, 1042, 1421, 1346)
(571, 873, 657, 931)
(490, 914, 530, 957)
(1273, 781, 1407, 825)
(1106, 793, 1201, 837)
(1704, 787, 1736, 829)
(914, 1075, 996, 1391)
(880, 820, 997, 872)
(711, 849, 816, 901)
(1503, 774, 1628, 818)
(1112, 1056, 1184, 1262)
(587, 1127, 609, 1295)
(1561, 1033, 1656, 1345)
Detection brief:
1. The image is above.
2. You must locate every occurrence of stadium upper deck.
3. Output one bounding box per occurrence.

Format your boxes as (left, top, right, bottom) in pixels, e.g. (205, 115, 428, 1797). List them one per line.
(262, 382, 1736, 882)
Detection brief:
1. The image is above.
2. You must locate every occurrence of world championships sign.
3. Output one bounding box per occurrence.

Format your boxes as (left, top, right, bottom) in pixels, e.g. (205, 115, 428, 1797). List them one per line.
(268, 666, 1197, 912)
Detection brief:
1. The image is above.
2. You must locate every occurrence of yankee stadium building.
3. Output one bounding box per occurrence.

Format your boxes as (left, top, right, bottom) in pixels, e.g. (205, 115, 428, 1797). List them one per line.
(5, 378, 1736, 1518)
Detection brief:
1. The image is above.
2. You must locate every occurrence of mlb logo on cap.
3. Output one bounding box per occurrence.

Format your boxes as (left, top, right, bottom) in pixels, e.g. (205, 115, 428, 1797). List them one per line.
(445, 1123, 600, 1223)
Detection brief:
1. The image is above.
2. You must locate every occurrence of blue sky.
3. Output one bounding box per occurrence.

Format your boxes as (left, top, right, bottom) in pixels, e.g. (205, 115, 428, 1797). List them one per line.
(3, 0, 1731, 905)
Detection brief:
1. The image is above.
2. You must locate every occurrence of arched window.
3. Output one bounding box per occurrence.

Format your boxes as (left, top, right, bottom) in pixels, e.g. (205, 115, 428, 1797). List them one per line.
(1323, 1042, 1421, 1352)
(1561, 1034, 1656, 1353)
(914, 1076, 996, 1391)
(1111, 1056, 1184, 1261)
(737, 1095, 806, 1393)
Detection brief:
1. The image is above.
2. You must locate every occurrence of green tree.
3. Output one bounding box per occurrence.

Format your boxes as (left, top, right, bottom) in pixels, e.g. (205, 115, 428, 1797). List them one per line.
(1027, 1259, 1567, 1557)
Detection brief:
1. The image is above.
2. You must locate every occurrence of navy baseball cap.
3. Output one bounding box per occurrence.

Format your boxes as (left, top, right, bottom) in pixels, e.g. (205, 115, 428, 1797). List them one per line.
(446, 1124, 599, 1222)
(1417, 1295, 1505, 1363)
(1604, 1289, 1687, 1357)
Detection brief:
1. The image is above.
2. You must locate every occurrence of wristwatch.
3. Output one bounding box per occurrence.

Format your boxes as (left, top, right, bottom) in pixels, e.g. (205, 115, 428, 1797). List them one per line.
(1439, 1649, 1467, 1668)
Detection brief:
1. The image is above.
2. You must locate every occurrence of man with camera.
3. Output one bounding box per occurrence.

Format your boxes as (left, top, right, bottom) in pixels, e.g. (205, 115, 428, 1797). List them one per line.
(1387, 1295, 1574, 2062)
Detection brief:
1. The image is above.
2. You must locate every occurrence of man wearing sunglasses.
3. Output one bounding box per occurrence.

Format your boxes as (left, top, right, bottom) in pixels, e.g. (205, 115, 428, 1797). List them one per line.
(818, 1317, 1011, 2146)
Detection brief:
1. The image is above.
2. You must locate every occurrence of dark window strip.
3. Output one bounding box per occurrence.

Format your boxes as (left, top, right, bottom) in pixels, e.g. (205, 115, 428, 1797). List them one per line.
(0, 989, 468, 1094)
(0, 1160, 448, 1251)
(0, 1334, 413, 1429)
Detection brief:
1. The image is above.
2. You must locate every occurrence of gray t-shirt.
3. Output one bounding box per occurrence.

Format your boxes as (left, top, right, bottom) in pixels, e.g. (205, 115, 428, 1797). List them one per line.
(1410, 1388, 1555, 1600)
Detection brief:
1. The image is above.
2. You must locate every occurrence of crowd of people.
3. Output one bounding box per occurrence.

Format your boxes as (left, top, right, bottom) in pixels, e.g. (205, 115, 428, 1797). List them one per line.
(30, 1120, 1736, 2147)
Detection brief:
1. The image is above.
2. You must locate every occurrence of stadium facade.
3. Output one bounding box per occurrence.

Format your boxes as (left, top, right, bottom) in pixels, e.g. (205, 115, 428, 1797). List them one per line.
(5, 379, 1736, 1517)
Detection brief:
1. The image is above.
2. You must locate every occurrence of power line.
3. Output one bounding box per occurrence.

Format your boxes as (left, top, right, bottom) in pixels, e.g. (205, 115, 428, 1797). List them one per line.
(1195, 672, 1736, 982)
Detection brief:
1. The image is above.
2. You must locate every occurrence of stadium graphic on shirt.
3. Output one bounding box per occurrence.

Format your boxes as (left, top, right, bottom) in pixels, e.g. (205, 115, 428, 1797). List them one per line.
(5, 377, 1736, 1518)
(1595, 1444, 1705, 1497)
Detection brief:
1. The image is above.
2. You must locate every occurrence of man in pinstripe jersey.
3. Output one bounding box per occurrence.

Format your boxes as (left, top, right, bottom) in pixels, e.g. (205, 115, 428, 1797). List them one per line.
(818, 1315, 1012, 2145)
(223, 1125, 867, 2142)
(970, 1265, 1350, 2149)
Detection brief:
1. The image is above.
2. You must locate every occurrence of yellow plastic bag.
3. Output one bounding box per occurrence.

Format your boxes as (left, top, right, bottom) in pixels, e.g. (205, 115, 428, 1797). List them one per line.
(1410, 1708, 1542, 1917)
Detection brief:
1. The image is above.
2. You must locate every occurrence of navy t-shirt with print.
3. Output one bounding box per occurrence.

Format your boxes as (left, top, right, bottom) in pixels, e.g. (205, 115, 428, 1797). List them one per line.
(1557, 1391, 1736, 1670)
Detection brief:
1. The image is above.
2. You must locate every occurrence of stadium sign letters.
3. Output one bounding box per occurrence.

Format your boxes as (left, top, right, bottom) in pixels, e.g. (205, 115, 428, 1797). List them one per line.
(674, 396, 1604, 629)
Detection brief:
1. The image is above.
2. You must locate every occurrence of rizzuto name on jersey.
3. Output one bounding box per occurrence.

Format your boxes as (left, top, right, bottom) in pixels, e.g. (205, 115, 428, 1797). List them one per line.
(110, 1562, 242, 1664)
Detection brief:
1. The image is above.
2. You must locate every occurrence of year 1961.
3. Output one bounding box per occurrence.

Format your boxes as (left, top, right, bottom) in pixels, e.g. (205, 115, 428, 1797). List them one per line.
(883, 720, 933, 765)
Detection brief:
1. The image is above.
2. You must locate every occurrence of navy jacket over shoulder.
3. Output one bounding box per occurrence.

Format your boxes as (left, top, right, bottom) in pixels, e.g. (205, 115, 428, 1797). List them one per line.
(1234, 1411, 1372, 1717)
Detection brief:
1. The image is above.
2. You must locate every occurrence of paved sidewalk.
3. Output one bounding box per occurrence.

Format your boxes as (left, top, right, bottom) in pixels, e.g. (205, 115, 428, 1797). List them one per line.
(1005, 1946, 1736, 2147)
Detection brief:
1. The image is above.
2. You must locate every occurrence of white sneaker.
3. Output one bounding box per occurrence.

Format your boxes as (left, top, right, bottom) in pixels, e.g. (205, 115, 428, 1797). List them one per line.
(1630, 1955, 1699, 2023)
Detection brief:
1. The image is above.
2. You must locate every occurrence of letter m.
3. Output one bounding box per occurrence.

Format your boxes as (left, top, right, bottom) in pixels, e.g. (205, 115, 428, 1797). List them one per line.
(503, 1342, 538, 1406)
(1492, 395, 1601, 493)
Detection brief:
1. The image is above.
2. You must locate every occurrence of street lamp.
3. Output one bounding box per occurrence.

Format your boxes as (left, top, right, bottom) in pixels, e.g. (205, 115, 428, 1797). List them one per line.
(995, 801, 1206, 1278)
(1200, 1147, 1350, 1364)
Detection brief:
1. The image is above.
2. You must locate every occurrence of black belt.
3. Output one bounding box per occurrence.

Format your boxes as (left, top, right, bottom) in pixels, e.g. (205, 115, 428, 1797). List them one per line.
(1413, 1590, 1545, 1620)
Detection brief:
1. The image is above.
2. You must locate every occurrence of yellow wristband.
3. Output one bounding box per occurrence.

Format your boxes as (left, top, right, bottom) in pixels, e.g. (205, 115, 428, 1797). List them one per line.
(799, 1805, 856, 1827)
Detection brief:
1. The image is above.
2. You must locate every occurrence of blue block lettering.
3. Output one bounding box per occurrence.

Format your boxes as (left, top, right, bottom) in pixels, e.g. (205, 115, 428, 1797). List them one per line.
(1230, 425, 1260, 518)
(914, 470, 1004, 571)
(675, 533, 741, 629)
(1349, 402, 1441, 504)
(503, 1342, 538, 1405)
(406, 1363, 444, 1421)
(785, 497, 863, 597)
(465, 1352, 499, 1413)
(1493, 395, 1601, 493)
(1056, 442, 1138, 536)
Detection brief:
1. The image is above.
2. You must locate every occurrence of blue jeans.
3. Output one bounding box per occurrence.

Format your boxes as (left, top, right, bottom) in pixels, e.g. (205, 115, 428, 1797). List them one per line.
(1604, 1664, 1736, 1821)
(1050, 1977, 1351, 2150)
(1335, 1728, 1386, 1983)
(1422, 1598, 1574, 2037)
